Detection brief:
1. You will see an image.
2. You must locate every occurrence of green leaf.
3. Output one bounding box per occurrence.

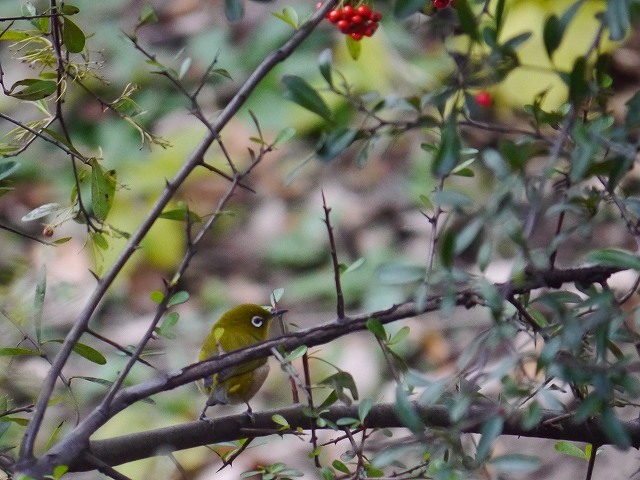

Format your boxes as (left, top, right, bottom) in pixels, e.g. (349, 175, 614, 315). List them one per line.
(606, 0, 629, 41)
(61, 4, 80, 15)
(225, 0, 244, 21)
(454, 218, 483, 254)
(271, 414, 289, 428)
(318, 49, 333, 87)
(316, 127, 357, 161)
(62, 17, 85, 53)
(272, 7, 299, 29)
(8, 79, 57, 101)
(332, 460, 350, 474)
(90, 159, 116, 222)
(0, 161, 19, 182)
(270, 287, 285, 305)
(600, 407, 631, 448)
(0, 348, 40, 357)
(72, 343, 107, 365)
(345, 35, 361, 61)
(389, 326, 410, 346)
(342, 257, 365, 275)
(358, 398, 373, 422)
(432, 115, 461, 176)
(72, 376, 114, 388)
(585, 248, 640, 270)
(159, 204, 202, 222)
(33, 265, 46, 344)
(136, 3, 159, 28)
(274, 127, 296, 146)
(366, 318, 386, 341)
(494, 0, 506, 34)
(44, 421, 65, 451)
(554, 440, 588, 460)
(394, 385, 423, 433)
(567, 56, 588, 104)
(0, 31, 32, 41)
(455, 0, 480, 42)
(283, 345, 307, 363)
(543, 15, 562, 60)
(48, 340, 107, 364)
(178, 57, 192, 80)
(167, 290, 189, 307)
(474, 416, 504, 464)
(282, 75, 332, 122)
(51, 465, 69, 480)
(91, 232, 109, 250)
(21, 203, 64, 222)
(319, 371, 358, 403)
(156, 311, 180, 339)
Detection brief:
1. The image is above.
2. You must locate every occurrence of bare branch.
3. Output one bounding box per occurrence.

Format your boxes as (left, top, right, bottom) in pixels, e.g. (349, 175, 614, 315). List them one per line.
(69, 401, 639, 471)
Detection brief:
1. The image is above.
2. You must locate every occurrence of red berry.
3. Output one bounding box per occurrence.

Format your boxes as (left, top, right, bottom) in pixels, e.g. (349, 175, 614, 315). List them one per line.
(350, 32, 363, 41)
(343, 5, 355, 18)
(371, 11, 382, 21)
(356, 5, 372, 18)
(327, 9, 342, 23)
(351, 14, 363, 24)
(475, 91, 492, 107)
(337, 19, 350, 32)
(433, 0, 450, 8)
(364, 26, 374, 36)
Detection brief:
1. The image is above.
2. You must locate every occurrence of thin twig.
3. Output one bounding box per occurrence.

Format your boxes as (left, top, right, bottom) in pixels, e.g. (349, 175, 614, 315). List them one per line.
(322, 191, 345, 319)
(585, 444, 598, 480)
(85, 328, 156, 370)
(302, 352, 320, 467)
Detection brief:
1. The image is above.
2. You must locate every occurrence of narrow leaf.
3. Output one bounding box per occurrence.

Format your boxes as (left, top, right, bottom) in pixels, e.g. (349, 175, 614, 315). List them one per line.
(585, 248, 640, 270)
(21, 203, 63, 222)
(0, 161, 19, 181)
(33, 265, 46, 344)
(282, 75, 332, 122)
(474, 416, 504, 464)
(225, 0, 244, 21)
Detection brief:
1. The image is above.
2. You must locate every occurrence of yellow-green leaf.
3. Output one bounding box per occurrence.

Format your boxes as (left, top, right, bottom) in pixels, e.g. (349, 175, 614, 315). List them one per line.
(90, 159, 116, 222)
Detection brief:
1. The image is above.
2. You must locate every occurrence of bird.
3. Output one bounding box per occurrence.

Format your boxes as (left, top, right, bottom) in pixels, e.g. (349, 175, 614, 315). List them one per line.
(197, 303, 286, 421)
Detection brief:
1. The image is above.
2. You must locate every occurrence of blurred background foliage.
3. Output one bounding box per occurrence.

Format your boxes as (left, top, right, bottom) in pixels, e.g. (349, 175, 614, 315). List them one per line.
(1, 0, 640, 478)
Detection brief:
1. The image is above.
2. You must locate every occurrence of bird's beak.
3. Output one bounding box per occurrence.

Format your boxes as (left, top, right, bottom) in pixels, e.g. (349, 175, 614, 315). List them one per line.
(270, 309, 288, 317)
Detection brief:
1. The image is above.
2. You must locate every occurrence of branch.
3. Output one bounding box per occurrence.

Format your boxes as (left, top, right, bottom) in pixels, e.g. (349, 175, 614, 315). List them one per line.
(19, 265, 623, 477)
(322, 192, 345, 319)
(69, 402, 640, 471)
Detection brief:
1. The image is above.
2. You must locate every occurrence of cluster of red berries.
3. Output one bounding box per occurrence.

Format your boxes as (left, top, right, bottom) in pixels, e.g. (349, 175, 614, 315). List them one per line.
(319, 3, 383, 41)
(433, 0, 453, 8)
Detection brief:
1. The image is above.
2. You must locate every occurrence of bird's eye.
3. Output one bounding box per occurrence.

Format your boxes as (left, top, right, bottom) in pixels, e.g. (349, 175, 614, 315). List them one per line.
(251, 316, 264, 327)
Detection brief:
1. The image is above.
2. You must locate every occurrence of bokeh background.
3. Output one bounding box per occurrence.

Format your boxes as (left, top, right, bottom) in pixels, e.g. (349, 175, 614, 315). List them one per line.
(1, 0, 640, 478)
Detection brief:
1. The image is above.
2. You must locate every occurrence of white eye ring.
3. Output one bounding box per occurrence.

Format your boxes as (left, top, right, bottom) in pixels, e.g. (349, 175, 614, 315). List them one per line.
(251, 316, 264, 327)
